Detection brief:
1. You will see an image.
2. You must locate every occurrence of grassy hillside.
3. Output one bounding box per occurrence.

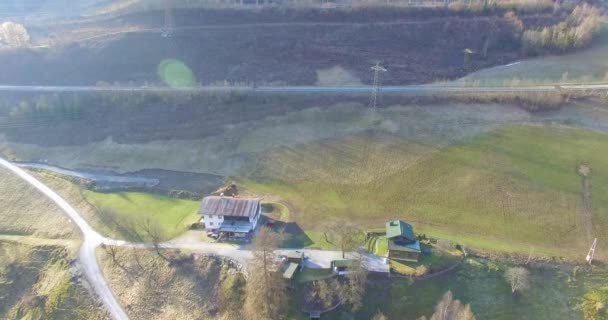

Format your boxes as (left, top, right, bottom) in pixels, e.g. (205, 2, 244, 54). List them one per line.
(0, 9, 556, 86)
(459, 24, 608, 85)
(246, 125, 608, 259)
(0, 241, 108, 320)
(98, 247, 245, 320)
(83, 191, 201, 240)
(0, 168, 79, 239)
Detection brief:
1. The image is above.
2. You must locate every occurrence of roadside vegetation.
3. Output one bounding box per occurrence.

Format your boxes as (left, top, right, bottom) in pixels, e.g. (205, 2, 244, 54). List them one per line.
(0, 167, 78, 239)
(0, 241, 108, 320)
(97, 246, 245, 320)
(246, 125, 608, 260)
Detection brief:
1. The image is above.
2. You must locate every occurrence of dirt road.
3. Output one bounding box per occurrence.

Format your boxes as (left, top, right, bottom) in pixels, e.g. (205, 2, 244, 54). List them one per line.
(0, 157, 129, 320)
(0, 156, 387, 319)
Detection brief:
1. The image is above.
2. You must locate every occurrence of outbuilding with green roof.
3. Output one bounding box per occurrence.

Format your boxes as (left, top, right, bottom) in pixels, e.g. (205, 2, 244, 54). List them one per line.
(385, 220, 421, 262)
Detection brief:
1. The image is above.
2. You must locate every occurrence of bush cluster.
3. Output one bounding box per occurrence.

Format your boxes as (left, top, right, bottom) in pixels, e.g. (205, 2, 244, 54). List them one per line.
(522, 4, 602, 54)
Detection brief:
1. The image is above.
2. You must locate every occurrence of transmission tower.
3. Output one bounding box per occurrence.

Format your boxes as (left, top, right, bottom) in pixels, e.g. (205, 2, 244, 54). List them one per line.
(161, 0, 174, 38)
(586, 238, 597, 265)
(369, 62, 387, 109)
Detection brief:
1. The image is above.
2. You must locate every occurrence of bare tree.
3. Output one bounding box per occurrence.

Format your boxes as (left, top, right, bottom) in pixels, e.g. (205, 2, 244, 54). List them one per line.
(0, 22, 30, 47)
(425, 291, 475, 320)
(139, 217, 169, 260)
(341, 256, 368, 311)
(372, 311, 388, 320)
(504, 267, 529, 294)
(243, 227, 287, 320)
(325, 222, 362, 258)
(306, 279, 340, 310)
(101, 243, 119, 263)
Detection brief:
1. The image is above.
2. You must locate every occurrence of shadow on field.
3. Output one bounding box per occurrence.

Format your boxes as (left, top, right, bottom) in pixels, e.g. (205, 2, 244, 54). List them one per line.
(271, 220, 312, 248)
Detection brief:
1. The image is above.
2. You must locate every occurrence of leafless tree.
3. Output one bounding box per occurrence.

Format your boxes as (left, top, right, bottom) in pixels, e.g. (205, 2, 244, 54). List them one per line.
(505, 267, 530, 294)
(101, 243, 119, 263)
(423, 291, 475, 320)
(341, 255, 368, 311)
(325, 222, 362, 258)
(372, 311, 388, 320)
(306, 279, 340, 310)
(243, 227, 287, 320)
(139, 217, 169, 260)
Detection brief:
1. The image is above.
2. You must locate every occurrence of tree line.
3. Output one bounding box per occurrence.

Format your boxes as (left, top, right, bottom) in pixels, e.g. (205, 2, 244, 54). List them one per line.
(522, 4, 602, 54)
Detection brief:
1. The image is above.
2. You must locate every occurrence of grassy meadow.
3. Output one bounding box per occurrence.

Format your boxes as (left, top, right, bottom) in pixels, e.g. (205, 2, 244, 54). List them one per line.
(246, 125, 608, 260)
(340, 258, 588, 320)
(287, 256, 600, 320)
(83, 191, 201, 241)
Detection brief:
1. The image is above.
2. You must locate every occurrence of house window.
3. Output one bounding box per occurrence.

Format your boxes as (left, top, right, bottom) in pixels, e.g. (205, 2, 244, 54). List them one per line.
(210, 222, 214, 226)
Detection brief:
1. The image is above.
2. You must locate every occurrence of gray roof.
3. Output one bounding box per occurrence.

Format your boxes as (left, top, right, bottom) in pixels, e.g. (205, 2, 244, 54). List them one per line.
(198, 196, 260, 217)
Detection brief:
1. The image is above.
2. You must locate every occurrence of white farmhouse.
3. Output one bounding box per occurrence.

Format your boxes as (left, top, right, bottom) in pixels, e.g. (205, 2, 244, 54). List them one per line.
(198, 195, 261, 238)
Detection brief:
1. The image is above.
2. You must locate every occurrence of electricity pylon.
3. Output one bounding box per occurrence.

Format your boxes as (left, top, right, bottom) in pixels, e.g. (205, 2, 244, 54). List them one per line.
(161, 0, 174, 38)
(370, 62, 387, 109)
(586, 238, 597, 265)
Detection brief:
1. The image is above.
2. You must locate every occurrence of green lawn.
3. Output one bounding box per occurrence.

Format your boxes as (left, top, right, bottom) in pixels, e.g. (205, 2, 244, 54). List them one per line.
(346, 258, 587, 320)
(245, 125, 608, 260)
(83, 191, 201, 240)
(295, 268, 334, 283)
(390, 243, 462, 277)
(289, 256, 602, 320)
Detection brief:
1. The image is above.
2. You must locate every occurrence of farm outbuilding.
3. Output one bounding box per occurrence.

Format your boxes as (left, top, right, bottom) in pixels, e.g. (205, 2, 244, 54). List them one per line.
(386, 220, 421, 262)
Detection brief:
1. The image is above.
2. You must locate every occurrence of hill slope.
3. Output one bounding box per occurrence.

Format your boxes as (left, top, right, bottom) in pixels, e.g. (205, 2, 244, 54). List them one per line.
(247, 125, 608, 259)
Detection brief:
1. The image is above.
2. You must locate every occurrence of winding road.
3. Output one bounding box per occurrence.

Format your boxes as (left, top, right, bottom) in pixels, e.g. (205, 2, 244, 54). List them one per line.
(0, 157, 129, 320)
(0, 157, 387, 320)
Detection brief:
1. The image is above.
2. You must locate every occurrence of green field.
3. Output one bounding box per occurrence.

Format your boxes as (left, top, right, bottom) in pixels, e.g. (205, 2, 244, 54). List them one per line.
(332, 258, 590, 320)
(460, 24, 608, 85)
(288, 256, 603, 320)
(83, 191, 201, 240)
(246, 125, 608, 260)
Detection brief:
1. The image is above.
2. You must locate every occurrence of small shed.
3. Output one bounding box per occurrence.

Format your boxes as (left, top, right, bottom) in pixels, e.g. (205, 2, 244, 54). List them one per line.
(283, 251, 304, 264)
(330, 259, 356, 275)
(283, 262, 299, 280)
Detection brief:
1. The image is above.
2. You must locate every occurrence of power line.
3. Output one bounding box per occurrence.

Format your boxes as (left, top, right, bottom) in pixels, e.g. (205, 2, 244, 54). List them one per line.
(586, 238, 597, 265)
(161, 0, 174, 37)
(369, 62, 386, 109)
